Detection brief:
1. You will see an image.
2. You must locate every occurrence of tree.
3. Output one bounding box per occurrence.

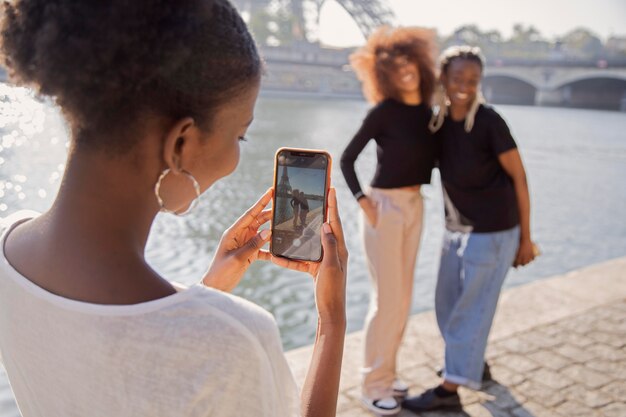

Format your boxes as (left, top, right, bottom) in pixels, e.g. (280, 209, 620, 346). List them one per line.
(248, 6, 298, 46)
(511, 24, 542, 44)
(561, 28, 604, 59)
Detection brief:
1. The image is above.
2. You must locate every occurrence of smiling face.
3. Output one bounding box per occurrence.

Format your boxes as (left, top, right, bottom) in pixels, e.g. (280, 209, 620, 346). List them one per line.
(441, 59, 482, 110)
(387, 55, 420, 95)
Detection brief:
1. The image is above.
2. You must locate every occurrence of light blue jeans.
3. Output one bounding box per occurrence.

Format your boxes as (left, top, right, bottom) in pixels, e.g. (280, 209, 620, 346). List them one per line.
(435, 226, 520, 389)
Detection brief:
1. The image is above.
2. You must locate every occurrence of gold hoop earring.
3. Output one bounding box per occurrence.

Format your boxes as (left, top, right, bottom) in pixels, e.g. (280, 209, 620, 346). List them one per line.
(154, 168, 201, 216)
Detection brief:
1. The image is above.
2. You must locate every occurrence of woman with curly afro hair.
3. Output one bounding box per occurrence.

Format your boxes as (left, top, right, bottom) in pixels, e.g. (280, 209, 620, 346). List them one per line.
(0, 1, 348, 416)
(340, 26, 438, 415)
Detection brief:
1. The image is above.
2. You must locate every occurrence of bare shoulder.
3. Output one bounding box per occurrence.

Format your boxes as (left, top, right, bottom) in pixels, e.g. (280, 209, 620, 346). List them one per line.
(3, 213, 176, 305)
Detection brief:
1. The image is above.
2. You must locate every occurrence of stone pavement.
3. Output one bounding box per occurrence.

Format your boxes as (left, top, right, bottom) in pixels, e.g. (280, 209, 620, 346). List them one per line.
(286, 257, 626, 417)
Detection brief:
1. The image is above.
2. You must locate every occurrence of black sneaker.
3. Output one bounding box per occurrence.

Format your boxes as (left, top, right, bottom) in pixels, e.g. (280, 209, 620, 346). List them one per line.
(436, 362, 493, 382)
(402, 388, 462, 412)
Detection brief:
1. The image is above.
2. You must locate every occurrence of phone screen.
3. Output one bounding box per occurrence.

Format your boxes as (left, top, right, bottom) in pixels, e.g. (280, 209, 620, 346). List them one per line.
(271, 149, 330, 262)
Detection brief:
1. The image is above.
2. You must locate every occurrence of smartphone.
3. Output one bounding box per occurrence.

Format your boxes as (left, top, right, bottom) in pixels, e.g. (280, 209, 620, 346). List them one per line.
(270, 147, 332, 262)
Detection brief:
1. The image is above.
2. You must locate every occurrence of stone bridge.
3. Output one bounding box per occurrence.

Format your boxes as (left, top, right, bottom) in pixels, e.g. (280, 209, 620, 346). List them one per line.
(482, 61, 626, 110)
(258, 45, 626, 110)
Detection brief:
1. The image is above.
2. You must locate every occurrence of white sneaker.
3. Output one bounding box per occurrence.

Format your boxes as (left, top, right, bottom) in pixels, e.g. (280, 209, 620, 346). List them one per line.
(361, 395, 400, 415)
(392, 379, 409, 398)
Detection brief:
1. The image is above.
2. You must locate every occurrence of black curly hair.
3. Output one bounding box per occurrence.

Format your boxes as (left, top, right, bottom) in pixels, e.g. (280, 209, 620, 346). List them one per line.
(0, 0, 261, 153)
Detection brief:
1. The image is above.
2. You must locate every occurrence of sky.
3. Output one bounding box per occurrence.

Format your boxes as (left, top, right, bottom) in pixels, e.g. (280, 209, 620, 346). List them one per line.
(317, 0, 626, 47)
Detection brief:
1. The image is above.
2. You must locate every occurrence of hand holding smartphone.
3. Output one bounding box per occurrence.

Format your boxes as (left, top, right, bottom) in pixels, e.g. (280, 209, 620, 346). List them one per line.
(270, 148, 332, 262)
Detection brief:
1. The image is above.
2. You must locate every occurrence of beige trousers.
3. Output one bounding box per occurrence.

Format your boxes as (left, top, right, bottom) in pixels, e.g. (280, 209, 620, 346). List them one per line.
(361, 187, 423, 399)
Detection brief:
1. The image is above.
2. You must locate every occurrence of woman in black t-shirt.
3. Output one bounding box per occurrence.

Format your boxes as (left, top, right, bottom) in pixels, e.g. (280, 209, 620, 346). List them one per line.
(340, 26, 438, 415)
(403, 46, 538, 413)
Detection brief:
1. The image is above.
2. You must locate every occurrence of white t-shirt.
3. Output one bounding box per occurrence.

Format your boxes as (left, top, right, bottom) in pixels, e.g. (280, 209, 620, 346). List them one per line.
(0, 213, 300, 417)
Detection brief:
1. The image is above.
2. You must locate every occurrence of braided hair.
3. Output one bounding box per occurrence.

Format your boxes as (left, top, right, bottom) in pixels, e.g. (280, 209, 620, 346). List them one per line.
(429, 45, 486, 133)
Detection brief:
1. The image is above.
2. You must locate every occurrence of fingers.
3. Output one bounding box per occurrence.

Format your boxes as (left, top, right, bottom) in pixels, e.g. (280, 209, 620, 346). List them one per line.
(255, 210, 272, 227)
(235, 188, 273, 230)
(513, 248, 535, 268)
(258, 250, 312, 273)
(233, 229, 272, 262)
(245, 209, 272, 233)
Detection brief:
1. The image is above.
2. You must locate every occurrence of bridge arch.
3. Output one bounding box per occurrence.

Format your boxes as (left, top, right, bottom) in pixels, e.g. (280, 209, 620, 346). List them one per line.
(554, 75, 626, 111)
(482, 74, 538, 105)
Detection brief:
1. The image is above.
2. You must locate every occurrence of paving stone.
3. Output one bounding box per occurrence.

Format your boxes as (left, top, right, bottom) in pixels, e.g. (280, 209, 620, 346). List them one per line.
(606, 301, 626, 313)
(518, 328, 562, 349)
(554, 331, 597, 349)
(409, 410, 467, 417)
(513, 380, 566, 408)
(553, 343, 596, 363)
(486, 341, 510, 359)
(519, 401, 558, 417)
(458, 387, 484, 406)
(341, 405, 375, 417)
(554, 400, 599, 417)
(527, 367, 574, 390)
(598, 402, 626, 417)
(525, 350, 571, 372)
(402, 364, 442, 390)
(343, 386, 361, 401)
(559, 316, 597, 335)
(464, 402, 510, 417)
(488, 364, 527, 387)
(495, 336, 540, 355)
(586, 331, 626, 349)
(561, 364, 614, 390)
(494, 354, 540, 373)
(588, 315, 623, 331)
(561, 383, 613, 409)
(585, 358, 626, 375)
(587, 306, 616, 320)
(462, 403, 499, 417)
(538, 324, 562, 337)
(584, 343, 626, 363)
(600, 381, 626, 402)
(612, 320, 626, 336)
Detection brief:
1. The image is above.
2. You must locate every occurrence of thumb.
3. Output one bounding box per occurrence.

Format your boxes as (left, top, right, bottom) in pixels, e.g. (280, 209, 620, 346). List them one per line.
(234, 229, 271, 261)
(320, 223, 340, 267)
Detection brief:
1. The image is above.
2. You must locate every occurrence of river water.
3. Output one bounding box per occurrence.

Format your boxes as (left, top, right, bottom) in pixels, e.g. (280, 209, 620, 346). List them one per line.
(1, 84, 625, 415)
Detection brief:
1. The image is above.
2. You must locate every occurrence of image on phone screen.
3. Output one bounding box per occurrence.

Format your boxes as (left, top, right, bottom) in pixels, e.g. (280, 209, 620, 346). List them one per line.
(272, 150, 329, 262)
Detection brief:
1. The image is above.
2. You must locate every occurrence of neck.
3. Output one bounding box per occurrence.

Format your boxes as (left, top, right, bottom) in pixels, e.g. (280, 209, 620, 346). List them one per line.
(449, 102, 472, 121)
(48, 148, 159, 256)
(399, 90, 422, 105)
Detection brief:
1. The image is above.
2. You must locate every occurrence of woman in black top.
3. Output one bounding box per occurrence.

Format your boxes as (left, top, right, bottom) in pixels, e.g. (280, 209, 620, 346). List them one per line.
(403, 46, 538, 412)
(340, 26, 438, 415)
